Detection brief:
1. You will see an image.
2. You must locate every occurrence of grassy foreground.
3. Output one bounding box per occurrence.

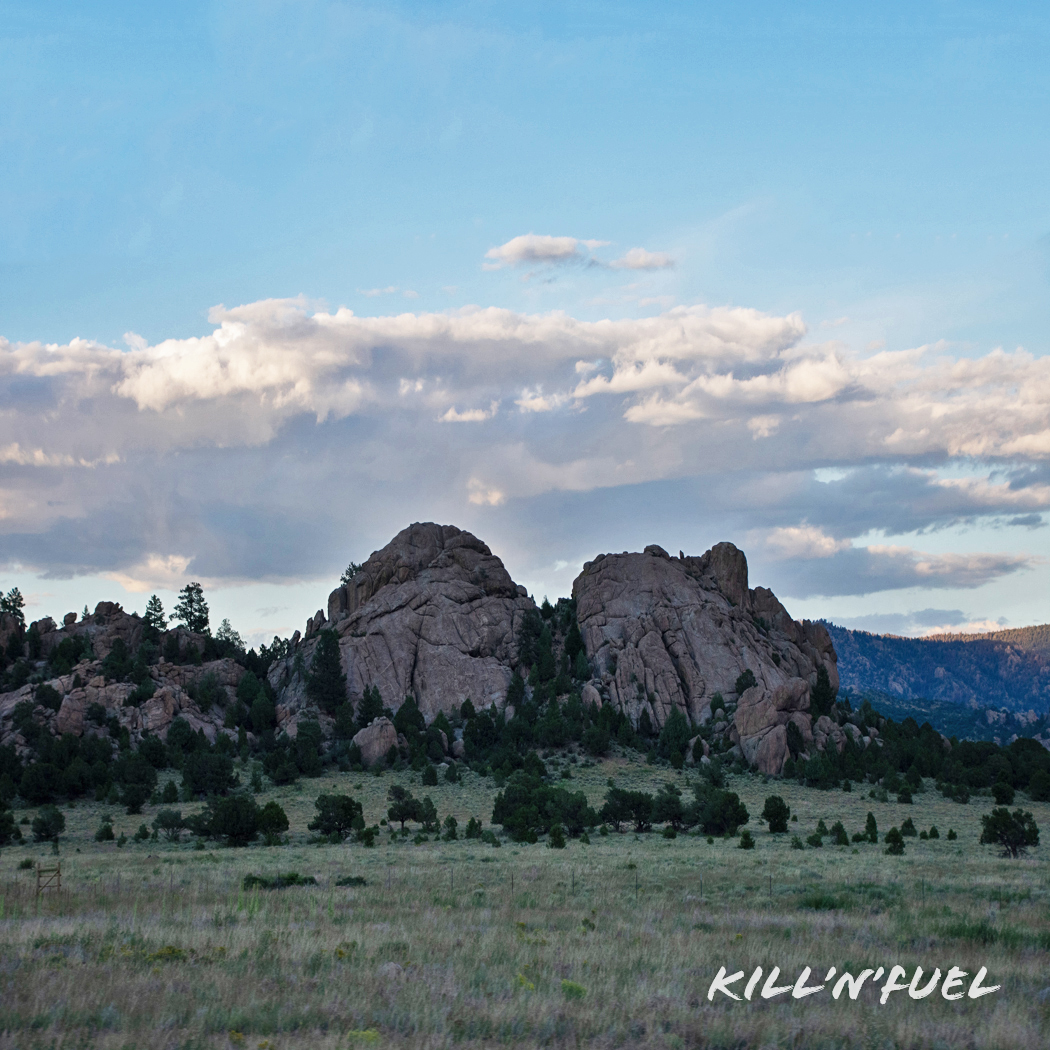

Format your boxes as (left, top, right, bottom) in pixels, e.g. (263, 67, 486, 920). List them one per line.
(1, 757, 1049, 1049)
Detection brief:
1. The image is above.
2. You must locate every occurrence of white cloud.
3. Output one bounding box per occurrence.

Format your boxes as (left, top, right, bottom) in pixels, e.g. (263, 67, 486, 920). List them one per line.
(483, 234, 609, 269)
(359, 286, 398, 297)
(107, 553, 194, 593)
(467, 478, 505, 505)
(2, 295, 1050, 596)
(441, 401, 499, 422)
(765, 525, 851, 559)
(610, 247, 674, 270)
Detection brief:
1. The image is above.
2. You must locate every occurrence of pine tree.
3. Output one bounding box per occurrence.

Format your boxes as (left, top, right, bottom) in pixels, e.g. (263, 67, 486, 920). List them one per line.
(0, 587, 25, 629)
(306, 629, 347, 714)
(143, 594, 166, 636)
(172, 583, 210, 634)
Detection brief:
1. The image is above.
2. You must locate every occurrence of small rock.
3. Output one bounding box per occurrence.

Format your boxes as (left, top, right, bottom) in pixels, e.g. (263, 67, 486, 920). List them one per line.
(377, 962, 405, 981)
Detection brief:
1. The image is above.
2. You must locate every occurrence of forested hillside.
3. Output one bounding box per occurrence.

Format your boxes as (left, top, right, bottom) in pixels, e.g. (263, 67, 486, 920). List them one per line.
(827, 622, 1050, 713)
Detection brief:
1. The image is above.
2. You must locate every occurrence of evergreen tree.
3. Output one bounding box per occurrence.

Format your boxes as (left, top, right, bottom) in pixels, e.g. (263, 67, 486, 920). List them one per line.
(215, 618, 244, 650)
(810, 664, 835, 718)
(306, 629, 347, 714)
(143, 595, 166, 640)
(356, 684, 383, 730)
(0, 587, 25, 630)
(171, 583, 210, 634)
(340, 562, 363, 585)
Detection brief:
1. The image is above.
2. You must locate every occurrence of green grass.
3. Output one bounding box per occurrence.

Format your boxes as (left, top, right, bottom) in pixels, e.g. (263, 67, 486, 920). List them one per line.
(0, 755, 1048, 1048)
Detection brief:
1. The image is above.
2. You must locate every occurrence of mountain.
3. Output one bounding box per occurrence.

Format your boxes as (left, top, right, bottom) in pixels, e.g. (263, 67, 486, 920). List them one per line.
(826, 621, 1050, 714)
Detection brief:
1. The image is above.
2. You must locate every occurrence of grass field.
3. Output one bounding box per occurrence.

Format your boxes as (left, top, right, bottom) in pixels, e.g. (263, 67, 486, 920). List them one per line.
(2, 756, 1049, 1048)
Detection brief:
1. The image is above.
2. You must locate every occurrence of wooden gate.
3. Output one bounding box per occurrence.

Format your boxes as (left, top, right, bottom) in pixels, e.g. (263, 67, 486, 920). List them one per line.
(36, 862, 60, 895)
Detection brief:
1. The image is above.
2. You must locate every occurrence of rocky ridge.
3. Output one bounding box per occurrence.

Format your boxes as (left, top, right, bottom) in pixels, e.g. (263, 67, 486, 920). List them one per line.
(573, 542, 840, 774)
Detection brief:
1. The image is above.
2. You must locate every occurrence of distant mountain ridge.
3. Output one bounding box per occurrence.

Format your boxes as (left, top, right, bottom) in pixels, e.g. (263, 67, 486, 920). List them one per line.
(826, 621, 1050, 714)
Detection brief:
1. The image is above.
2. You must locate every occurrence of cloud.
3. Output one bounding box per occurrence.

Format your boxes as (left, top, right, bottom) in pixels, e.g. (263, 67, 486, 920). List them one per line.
(764, 525, 851, 559)
(610, 247, 674, 270)
(1, 296, 1049, 597)
(483, 234, 610, 269)
(831, 608, 1007, 637)
(441, 401, 499, 422)
(359, 286, 398, 297)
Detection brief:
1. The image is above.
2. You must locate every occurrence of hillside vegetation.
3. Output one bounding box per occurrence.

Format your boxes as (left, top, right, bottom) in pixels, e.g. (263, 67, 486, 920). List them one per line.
(826, 622, 1050, 713)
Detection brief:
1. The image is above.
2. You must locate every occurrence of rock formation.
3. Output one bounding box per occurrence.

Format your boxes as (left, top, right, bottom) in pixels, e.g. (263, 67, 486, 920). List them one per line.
(269, 522, 537, 723)
(0, 602, 242, 755)
(572, 541, 838, 774)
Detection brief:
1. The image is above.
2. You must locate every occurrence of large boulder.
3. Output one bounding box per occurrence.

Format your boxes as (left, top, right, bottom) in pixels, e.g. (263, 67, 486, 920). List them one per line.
(572, 541, 838, 774)
(271, 523, 537, 723)
(351, 717, 399, 767)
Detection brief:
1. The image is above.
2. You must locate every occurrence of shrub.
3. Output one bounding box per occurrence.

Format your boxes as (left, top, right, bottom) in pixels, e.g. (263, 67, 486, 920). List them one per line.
(980, 807, 1039, 857)
(806, 832, 823, 848)
(481, 829, 501, 847)
(1028, 769, 1050, 802)
(761, 795, 790, 833)
(992, 781, 1015, 806)
(95, 818, 115, 842)
(738, 829, 755, 850)
(336, 875, 367, 887)
(548, 822, 566, 849)
(121, 783, 151, 815)
(929, 825, 940, 839)
(258, 801, 289, 844)
(561, 980, 586, 1001)
(897, 790, 913, 804)
(419, 796, 440, 833)
(734, 669, 757, 695)
(243, 872, 317, 890)
(900, 817, 917, 837)
(161, 780, 179, 804)
(182, 752, 237, 798)
(209, 794, 261, 846)
(31, 805, 65, 843)
(442, 815, 458, 842)
(947, 828, 957, 840)
(864, 812, 878, 843)
(693, 787, 749, 836)
(132, 823, 151, 842)
(421, 764, 438, 786)
(662, 825, 677, 839)
(309, 794, 363, 840)
(790, 834, 804, 849)
(884, 827, 905, 855)
(153, 809, 185, 842)
(829, 820, 849, 846)
(465, 816, 483, 839)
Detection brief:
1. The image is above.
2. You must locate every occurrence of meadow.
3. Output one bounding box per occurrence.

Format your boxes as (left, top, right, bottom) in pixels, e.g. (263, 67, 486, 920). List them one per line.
(1, 756, 1048, 1049)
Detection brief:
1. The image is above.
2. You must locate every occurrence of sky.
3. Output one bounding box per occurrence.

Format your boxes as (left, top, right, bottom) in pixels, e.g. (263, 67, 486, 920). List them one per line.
(1, 1, 1049, 647)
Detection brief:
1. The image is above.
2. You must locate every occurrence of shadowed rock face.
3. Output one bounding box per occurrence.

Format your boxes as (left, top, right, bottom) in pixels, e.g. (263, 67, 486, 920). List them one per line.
(276, 522, 537, 722)
(572, 541, 838, 774)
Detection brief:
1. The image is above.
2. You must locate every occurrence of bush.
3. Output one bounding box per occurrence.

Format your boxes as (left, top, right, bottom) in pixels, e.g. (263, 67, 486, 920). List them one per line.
(442, 815, 458, 842)
(308, 794, 363, 840)
(947, 828, 957, 840)
(979, 807, 1039, 857)
(336, 875, 367, 887)
(829, 820, 849, 846)
(738, 829, 755, 849)
(465, 816, 483, 839)
(153, 809, 185, 842)
(897, 790, 913, 804)
(1029, 769, 1050, 802)
(900, 817, 917, 837)
(693, 787, 749, 836)
(182, 752, 237, 798)
(209, 794, 262, 846)
(421, 764, 438, 786)
(884, 827, 905, 855)
(734, 669, 756, 695)
(31, 805, 65, 843)
(121, 782, 151, 815)
(95, 818, 115, 842)
(928, 825, 940, 839)
(132, 823, 151, 842)
(661, 825, 676, 839)
(806, 832, 823, 848)
(761, 795, 790, 833)
(790, 834, 804, 850)
(992, 781, 1015, 805)
(243, 872, 317, 890)
(258, 800, 289, 844)
(548, 822, 566, 849)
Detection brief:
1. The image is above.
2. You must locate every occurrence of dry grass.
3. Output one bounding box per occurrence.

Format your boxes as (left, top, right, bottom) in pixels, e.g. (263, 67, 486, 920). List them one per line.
(1, 756, 1049, 1048)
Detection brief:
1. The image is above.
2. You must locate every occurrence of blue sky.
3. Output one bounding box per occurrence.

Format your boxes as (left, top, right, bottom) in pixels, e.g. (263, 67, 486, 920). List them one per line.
(2, 1, 1049, 645)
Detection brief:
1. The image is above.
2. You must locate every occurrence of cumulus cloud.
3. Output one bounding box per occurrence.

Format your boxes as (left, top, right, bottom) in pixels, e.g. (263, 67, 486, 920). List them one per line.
(610, 247, 674, 270)
(1, 296, 1048, 598)
(484, 234, 608, 269)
